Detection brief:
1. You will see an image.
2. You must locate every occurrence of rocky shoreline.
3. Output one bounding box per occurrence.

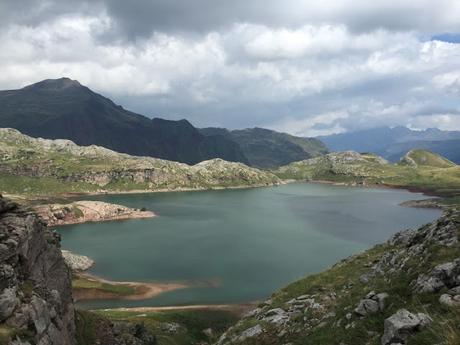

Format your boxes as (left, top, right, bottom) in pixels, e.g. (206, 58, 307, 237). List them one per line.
(34, 200, 155, 226)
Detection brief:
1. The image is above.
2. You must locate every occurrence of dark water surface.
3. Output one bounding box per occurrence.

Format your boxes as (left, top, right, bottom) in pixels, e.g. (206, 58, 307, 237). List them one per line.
(57, 183, 441, 309)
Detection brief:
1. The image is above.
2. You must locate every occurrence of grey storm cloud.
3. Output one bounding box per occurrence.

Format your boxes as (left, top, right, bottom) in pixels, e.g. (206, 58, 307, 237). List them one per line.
(2, 0, 460, 38)
(0, 0, 459, 135)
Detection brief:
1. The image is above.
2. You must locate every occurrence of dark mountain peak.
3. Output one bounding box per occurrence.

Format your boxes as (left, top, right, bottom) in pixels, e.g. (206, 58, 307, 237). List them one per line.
(151, 117, 194, 129)
(22, 77, 83, 92)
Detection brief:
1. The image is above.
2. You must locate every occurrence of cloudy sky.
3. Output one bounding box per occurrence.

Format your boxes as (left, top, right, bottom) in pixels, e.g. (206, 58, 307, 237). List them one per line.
(1, 0, 460, 136)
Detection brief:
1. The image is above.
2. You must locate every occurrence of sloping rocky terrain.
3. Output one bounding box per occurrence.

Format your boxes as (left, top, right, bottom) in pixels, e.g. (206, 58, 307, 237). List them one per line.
(0, 128, 280, 196)
(216, 208, 460, 345)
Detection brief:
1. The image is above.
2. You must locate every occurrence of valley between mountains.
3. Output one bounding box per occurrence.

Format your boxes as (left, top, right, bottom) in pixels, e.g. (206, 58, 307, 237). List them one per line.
(0, 80, 459, 345)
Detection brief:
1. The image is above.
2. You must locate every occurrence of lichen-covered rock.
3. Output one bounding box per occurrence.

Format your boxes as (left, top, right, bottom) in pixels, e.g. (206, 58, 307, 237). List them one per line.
(0, 195, 75, 344)
(381, 309, 431, 345)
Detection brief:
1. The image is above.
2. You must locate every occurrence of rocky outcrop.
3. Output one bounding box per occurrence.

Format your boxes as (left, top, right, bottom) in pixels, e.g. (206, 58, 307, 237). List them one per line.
(0, 195, 75, 344)
(34, 201, 155, 226)
(410, 259, 460, 293)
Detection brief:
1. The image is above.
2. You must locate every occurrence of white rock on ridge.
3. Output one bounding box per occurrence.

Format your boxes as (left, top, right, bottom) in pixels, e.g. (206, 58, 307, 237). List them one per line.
(61, 250, 94, 271)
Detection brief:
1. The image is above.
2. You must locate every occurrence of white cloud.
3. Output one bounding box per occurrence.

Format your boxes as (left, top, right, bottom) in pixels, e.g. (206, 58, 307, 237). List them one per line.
(0, 4, 459, 135)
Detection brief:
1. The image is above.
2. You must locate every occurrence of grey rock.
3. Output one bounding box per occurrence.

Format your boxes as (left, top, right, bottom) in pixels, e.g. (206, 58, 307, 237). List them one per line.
(0, 287, 18, 321)
(375, 293, 389, 311)
(237, 324, 263, 341)
(381, 309, 432, 345)
(439, 293, 460, 307)
(160, 322, 181, 333)
(411, 259, 460, 293)
(355, 299, 379, 316)
(263, 308, 289, 325)
(355, 292, 388, 316)
(447, 286, 460, 295)
(30, 296, 51, 335)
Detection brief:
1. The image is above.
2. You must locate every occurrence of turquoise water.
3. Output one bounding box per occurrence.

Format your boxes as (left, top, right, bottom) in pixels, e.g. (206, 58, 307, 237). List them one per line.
(57, 183, 441, 309)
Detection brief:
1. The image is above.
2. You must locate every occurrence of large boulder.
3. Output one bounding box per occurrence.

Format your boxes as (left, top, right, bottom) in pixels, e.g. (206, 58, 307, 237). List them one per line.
(381, 309, 431, 345)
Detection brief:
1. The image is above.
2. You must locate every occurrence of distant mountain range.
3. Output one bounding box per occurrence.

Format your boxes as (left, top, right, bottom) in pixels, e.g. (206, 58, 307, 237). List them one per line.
(200, 127, 327, 169)
(318, 126, 460, 163)
(0, 78, 325, 168)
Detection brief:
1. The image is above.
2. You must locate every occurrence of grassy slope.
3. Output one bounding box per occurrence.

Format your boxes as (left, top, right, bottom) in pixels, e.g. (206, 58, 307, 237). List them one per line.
(401, 149, 456, 168)
(76, 308, 240, 345)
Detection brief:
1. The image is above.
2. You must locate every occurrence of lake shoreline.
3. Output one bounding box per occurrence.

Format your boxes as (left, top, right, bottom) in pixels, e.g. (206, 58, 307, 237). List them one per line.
(60, 181, 443, 310)
(286, 179, 446, 209)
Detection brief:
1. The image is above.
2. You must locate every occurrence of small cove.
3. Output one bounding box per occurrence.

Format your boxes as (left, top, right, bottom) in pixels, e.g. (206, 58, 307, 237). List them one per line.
(57, 183, 442, 309)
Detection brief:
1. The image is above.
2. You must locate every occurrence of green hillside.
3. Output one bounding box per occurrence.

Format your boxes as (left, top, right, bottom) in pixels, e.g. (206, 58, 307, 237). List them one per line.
(201, 127, 328, 169)
(0, 128, 279, 197)
(400, 149, 456, 168)
(274, 150, 460, 197)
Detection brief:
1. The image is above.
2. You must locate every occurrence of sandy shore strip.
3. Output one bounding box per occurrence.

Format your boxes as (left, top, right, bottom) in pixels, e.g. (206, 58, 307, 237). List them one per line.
(73, 273, 221, 302)
(99, 303, 257, 316)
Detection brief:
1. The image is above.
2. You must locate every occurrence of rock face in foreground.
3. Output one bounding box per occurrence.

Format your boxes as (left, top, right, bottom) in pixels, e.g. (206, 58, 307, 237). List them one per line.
(0, 196, 75, 344)
(216, 209, 459, 345)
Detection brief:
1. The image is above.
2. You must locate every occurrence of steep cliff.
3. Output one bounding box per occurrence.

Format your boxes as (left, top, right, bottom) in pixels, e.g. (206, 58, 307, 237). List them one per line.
(0, 197, 158, 345)
(0, 196, 75, 344)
